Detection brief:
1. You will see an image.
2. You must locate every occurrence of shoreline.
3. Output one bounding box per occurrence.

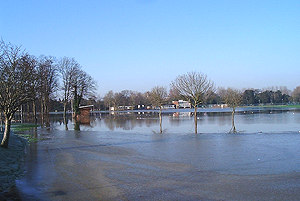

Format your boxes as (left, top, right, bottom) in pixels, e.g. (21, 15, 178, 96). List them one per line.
(0, 132, 27, 200)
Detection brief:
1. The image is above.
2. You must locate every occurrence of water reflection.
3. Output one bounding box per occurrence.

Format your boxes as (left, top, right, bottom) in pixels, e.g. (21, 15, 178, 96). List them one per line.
(43, 108, 300, 134)
(16, 108, 300, 201)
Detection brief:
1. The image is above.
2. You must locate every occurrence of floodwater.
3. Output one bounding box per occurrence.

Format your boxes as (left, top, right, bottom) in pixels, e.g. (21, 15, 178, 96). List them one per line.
(16, 108, 300, 200)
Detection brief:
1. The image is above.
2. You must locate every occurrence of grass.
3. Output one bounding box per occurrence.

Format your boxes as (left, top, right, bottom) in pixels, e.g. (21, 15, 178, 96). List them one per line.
(11, 124, 39, 132)
(17, 133, 38, 143)
(10, 124, 39, 143)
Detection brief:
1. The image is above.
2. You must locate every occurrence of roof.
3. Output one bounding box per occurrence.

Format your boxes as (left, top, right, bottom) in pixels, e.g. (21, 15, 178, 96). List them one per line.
(78, 105, 94, 109)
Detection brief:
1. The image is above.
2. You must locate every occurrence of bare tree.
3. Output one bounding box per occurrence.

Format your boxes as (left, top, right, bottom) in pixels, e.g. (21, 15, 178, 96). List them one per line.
(149, 86, 168, 133)
(103, 90, 115, 110)
(37, 56, 58, 128)
(221, 88, 242, 133)
(292, 86, 300, 103)
(58, 57, 80, 129)
(0, 41, 37, 148)
(171, 72, 214, 134)
(168, 86, 182, 103)
(71, 69, 96, 129)
(129, 91, 145, 109)
(119, 90, 131, 109)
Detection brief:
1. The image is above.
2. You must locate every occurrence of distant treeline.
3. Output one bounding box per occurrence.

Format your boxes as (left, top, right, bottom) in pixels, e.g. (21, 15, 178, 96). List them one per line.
(36, 87, 299, 112)
(100, 87, 299, 111)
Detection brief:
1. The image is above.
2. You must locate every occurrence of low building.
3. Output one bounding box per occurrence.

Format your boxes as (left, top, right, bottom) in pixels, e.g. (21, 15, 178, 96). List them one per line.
(209, 104, 228, 108)
(172, 100, 191, 108)
(109, 106, 133, 111)
(79, 105, 94, 116)
(77, 105, 94, 124)
(162, 104, 176, 109)
(137, 104, 145, 109)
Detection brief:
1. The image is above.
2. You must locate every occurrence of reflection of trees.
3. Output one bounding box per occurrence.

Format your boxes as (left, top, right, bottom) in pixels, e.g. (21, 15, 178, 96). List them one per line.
(169, 112, 192, 126)
(103, 114, 137, 131)
(102, 113, 158, 131)
(169, 112, 234, 127)
(205, 112, 231, 126)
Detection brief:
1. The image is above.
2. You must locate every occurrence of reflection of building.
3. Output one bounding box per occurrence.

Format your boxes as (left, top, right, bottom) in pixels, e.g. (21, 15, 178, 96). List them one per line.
(172, 100, 191, 108)
(172, 112, 192, 117)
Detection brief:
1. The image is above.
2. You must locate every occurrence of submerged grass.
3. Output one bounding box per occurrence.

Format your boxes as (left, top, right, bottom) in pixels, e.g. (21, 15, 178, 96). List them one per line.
(11, 124, 39, 132)
(10, 124, 39, 143)
(17, 134, 38, 143)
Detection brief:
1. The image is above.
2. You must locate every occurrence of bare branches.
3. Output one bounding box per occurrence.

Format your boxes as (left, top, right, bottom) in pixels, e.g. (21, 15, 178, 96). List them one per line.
(0, 41, 36, 115)
(292, 86, 300, 103)
(221, 88, 242, 109)
(219, 88, 242, 133)
(37, 56, 58, 98)
(58, 57, 97, 119)
(171, 72, 214, 134)
(0, 41, 37, 147)
(149, 86, 168, 107)
(171, 72, 214, 106)
(58, 57, 80, 103)
(149, 86, 167, 134)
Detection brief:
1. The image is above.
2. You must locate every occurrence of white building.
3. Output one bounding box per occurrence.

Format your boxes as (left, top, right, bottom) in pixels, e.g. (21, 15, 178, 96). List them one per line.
(172, 100, 191, 108)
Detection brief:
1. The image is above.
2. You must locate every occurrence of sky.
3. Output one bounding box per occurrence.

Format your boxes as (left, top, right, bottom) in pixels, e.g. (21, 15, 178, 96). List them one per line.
(1, 0, 299, 96)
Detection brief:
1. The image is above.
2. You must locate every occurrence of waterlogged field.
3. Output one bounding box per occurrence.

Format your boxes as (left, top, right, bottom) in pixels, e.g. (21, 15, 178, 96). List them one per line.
(16, 107, 300, 200)
(52, 107, 300, 134)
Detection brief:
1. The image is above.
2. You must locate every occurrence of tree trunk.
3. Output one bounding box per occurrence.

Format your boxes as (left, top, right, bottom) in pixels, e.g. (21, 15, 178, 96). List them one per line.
(1, 118, 11, 148)
(63, 102, 67, 120)
(44, 96, 50, 129)
(72, 86, 81, 118)
(40, 98, 44, 127)
(33, 101, 37, 124)
(194, 105, 198, 134)
(63, 102, 68, 130)
(20, 105, 24, 123)
(0, 112, 3, 132)
(64, 119, 69, 130)
(159, 106, 162, 134)
(231, 107, 236, 133)
(33, 127, 38, 139)
(27, 103, 30, 118)
(74, 120, 80, 131)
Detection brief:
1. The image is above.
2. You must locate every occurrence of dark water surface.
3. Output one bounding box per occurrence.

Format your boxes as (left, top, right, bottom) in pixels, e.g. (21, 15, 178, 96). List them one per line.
(16, 108, 300, 200)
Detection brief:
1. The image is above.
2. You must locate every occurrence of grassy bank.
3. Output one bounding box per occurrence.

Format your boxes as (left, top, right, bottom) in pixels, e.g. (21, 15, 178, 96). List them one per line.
(11, 124, 39, 132)
(0, 123, 38, 199)
(0, 131, 26, 195)
(11, 124, 39, 143)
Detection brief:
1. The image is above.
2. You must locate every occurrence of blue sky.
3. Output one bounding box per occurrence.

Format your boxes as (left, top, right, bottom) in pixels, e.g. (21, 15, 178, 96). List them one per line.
(1, 0, 299, 96)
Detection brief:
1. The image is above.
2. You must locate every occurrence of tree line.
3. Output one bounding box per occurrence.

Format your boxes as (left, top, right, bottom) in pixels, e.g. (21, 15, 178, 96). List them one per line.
(0, 40, 95, 148)
(102, 87, 297, 111)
